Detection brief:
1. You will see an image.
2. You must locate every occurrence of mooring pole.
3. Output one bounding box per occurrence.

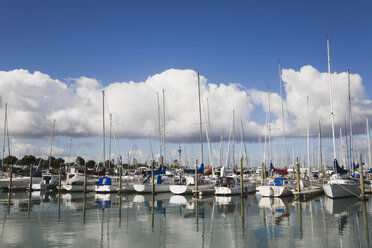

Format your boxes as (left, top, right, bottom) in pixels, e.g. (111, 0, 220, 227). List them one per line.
(8, 164, 13, 191)
(84, 161, 87, 193)
(359, 154, 366, 200)
(29, 164, 33, 191)
(296, 156, 301, 193)
(151, 160, 155, 195)
(240, 155, 244, 196)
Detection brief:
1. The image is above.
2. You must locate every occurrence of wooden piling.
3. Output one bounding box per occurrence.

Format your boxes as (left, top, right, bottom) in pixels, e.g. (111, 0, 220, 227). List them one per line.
(296, 156, 301, 193)
(58, 163, 62, 192)
(151, 160, 155, 195)
(118, 165, 122, 195)
(195, 159, 198, 192)
(29, 164, 33, 191)
(240, 155, 244, 196)
(359, 154, 366, 200)
(8, 164, 13, 191)
(84, 161, 87, 193)
(261, 162, 265, 186)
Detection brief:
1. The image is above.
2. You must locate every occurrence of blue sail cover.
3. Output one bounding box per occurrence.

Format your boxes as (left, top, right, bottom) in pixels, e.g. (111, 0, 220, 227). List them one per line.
(147, 166, 167, 175)
(334, 159, 348, 174)
(352, 162, 359, 171)
(184, 163, 204, 174)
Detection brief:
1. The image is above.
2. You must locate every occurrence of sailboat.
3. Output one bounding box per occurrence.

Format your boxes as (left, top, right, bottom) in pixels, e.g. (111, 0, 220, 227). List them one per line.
(32, 120, 61, 191)
(0, 103, 42, 190)
(322, 38, 360, 198)
(170, 73, 216, 195)
(257, 87, 292, 197)
(133, 90, 172, 194)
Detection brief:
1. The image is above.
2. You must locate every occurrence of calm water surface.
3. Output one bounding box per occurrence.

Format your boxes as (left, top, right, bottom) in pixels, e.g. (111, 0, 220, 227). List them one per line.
(0, 191, 371, 248)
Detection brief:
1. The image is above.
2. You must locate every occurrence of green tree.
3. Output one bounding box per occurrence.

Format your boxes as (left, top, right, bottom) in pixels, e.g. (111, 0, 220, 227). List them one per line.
(4, 155, 18, 165)
(86, 160, 96, 169)
(53, 158, 65, 168)
(76, 156, 85, 166)
(18, 155, 37, 165)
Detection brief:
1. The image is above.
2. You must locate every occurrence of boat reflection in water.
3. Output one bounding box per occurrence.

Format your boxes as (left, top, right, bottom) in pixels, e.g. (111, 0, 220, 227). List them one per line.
(0, 191, 371, 248)
(258, 196, 292, 226)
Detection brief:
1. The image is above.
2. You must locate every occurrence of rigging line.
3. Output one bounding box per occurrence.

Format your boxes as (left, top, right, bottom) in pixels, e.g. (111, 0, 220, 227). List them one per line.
(111, 125, 122, 164)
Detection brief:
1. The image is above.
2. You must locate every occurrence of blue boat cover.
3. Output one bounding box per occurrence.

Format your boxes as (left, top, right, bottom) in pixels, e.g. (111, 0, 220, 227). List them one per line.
(147, 166, 167, 175)
(99, 176, 112, 186)
(156, 175, 163, 184)
(184, 163, 204, 174)
(334, 159, 348, 174)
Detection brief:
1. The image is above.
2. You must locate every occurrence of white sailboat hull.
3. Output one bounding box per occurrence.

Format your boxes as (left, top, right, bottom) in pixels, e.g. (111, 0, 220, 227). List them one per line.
(133, 183, 170, 193)
(0, 177, 42, 190)
(215, 183, 256, 196)
(62, 184, 96, 192)
(170, 183, 215, 195)
(257, 185, 292, 197)
(322, 183, 360, 198)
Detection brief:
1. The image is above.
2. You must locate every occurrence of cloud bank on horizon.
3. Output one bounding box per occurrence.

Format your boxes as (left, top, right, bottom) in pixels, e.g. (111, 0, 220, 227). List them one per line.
(0, 66, 371, 148)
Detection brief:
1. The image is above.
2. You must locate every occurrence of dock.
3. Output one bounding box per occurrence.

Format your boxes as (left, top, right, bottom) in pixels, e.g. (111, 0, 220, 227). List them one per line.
(293, 187, 324, 199)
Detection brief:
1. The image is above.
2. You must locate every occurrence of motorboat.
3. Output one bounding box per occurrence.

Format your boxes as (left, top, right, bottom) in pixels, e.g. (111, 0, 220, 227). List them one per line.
(215, 175, 256, 195)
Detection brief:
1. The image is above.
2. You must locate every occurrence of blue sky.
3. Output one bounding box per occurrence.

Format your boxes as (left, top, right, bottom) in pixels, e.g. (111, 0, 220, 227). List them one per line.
(1, 1, 371, 90)
(0, 1, 372, 166)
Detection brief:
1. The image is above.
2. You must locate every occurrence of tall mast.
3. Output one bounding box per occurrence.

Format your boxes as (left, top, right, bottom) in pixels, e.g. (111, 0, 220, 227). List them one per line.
(366, 117, 371, 169)
(48, 119, 56, 170)
(327, 37, 337, 161)
(162, 89, 166, 165)
(205, 98, 213, 168)
(306, 96, 310, 170)
(344, 117, 350, 171)
(339, 128, 344, 166)
(219, 127, 223, 167)
(348, 69, 354, 171)
(2, 103, 7, 169)
(279, 61, 287, 167)
(109, 114, 112, 169)
(68, 138, 72, 172)
(267, 86, 272, 164)
(102, 91, 106, 169)
(197, 73, 204, 164)
(240, 117, 248, 168)
(156, 92, 163, 164)
(318, 120, 323, 173)
(232, 110, 235, 168)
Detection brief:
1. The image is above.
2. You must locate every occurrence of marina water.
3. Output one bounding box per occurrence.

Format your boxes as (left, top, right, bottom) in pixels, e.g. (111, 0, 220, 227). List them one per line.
(0, 191, 371, 247)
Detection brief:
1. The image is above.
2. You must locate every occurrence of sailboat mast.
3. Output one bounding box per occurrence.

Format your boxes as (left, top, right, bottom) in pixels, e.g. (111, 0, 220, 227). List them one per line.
(306, 96, 310, 170)
(162, 89, 166, 165)
(267, 87, 272, 164)
(197, 73, 204, 164)
(366, 117, 371, 169)
(157, 92, 163, 164)
(232, 110, 235, 169)
(240, 117, 249, 168)
(102, 91, 106, 170)
(48, 119, 56, 170)
(219, 128, 223, 167)
(318, 120, 323, 173)
(279, 61, 287, 167)
(348, 69, 354, 171)
(109, 114, 112, 169)
(327, 37, 337, 161)
(2, 103, 7, 169)
(206, 98, 213, 168)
